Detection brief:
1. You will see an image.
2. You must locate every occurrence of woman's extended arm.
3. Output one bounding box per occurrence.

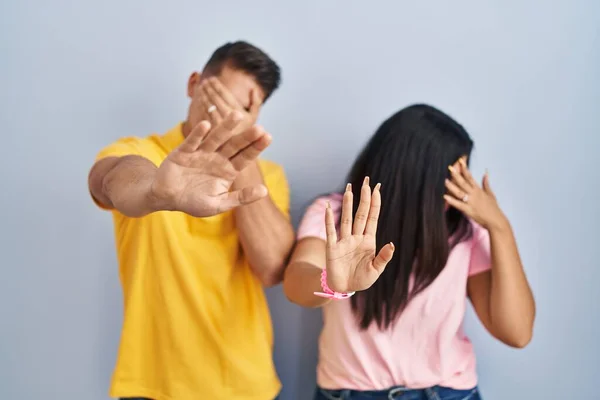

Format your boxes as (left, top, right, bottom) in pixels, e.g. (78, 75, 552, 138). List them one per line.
(283, 178, 394, 308)
(283, 238, 331, 308)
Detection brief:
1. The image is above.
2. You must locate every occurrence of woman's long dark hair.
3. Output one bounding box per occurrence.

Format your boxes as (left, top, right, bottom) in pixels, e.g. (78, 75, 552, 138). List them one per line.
(346, 104, 474, 330)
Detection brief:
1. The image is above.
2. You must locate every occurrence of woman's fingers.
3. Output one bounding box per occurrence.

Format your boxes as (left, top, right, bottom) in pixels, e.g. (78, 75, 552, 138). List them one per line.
(372, 242, 395, 274)
(339, 183, 353, 239)
(445, 179, 466, 201)
(325, 201, 338, 247)
(353, 177, 371, 235)
(459, 157, 478, 188)
(364, 183, 381, 236)
(448, 163, 471, 193)
(444, 194, 468, 213)
(482, 170, 495, 198)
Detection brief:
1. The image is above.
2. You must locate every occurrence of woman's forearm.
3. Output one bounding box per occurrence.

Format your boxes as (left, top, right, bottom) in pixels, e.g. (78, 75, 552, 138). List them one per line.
(488, 220, 536, 347)
(283, 261, 331, 308)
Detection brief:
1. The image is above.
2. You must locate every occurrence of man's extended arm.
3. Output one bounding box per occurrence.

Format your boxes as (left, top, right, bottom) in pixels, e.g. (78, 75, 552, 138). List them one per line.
(232, 162, 295, 287)
(89, 115, 273, 219)
(88, 155, 166, 217)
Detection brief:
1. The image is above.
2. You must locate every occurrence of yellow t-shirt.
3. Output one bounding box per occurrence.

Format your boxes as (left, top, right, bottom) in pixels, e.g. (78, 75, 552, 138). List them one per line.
(93, 124, 289, 400)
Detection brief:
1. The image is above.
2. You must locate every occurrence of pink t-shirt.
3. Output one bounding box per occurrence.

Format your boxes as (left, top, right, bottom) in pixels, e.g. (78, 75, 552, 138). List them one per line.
(297, 194, 492, 390)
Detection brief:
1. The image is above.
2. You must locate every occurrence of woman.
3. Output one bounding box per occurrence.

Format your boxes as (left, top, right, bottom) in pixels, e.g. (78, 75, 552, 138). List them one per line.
(283, 104, 535, 400)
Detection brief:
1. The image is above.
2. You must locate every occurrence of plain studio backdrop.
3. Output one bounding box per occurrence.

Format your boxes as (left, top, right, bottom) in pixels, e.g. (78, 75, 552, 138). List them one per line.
(1, 1, 599, 399)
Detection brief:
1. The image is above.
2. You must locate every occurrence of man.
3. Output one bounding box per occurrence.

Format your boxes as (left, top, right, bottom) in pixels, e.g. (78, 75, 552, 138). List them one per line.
(88, 41, 294, 400)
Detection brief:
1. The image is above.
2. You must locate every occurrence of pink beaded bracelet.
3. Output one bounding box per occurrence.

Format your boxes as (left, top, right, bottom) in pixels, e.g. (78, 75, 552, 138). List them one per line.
(313, 269, 355, 299)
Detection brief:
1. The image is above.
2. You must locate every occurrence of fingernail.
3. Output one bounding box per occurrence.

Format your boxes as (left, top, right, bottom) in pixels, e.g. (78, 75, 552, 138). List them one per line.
(363, 176, 370, 185)
(390, 242, 395, 250)
(346, 183, 351, 192)
(375, 183, 381, 191)
(448, 165, 454, 172)
(326, 201, 331, 209)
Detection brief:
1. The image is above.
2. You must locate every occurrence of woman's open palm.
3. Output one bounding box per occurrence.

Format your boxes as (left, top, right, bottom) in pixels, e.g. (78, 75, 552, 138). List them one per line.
(325, 177, 395, 293)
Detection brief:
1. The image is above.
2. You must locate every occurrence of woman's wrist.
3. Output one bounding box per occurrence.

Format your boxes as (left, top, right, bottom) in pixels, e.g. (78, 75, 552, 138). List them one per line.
(485, 214, 511, 234)
(314, 269, 355, 299)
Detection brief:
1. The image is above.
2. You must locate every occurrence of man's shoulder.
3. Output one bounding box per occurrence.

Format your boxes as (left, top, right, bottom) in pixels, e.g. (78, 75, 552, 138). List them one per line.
(95, 131, 172, 164)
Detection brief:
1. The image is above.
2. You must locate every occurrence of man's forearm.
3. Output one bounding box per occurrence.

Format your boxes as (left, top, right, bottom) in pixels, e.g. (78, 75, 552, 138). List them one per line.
(92, 155, 165, 217)
(233, 164, 294, 287)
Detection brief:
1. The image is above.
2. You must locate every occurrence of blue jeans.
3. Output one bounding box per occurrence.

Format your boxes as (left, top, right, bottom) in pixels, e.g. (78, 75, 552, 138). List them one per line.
(314, 386, 481, 400)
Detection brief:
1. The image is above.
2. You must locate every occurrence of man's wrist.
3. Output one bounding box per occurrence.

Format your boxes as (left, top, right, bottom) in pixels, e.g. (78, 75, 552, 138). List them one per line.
(146, 178, 175, 213)
(232, 161, 263, 190)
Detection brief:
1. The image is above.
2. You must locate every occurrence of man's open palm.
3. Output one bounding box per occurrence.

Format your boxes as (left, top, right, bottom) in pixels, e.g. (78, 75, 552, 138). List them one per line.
(151, 112, 271, 217)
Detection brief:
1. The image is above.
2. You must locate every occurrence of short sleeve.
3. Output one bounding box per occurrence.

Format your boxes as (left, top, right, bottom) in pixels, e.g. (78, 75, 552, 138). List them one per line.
(94, 136, 147, 162)
(469, 223, 492, 276)
(260, 161, 291, 219)
(91, 137, 148, 210)
(297, 194, 343, 241)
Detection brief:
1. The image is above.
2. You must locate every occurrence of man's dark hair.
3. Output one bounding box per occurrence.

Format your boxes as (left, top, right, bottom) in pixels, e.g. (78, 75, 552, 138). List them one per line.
(203, 41, 281, 102)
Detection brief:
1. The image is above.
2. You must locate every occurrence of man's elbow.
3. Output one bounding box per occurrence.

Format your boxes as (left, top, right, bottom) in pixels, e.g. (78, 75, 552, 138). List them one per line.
(257, 267, 284, 288)
(254, 255, 289, 287)
(260, 244, 294, 287)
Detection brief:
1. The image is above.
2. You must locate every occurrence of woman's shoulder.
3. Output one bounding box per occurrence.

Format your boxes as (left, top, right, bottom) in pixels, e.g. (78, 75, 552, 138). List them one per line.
(308, 193, 343, 210)
(304, 192, 343, 218)
(297, 193, 343, 241)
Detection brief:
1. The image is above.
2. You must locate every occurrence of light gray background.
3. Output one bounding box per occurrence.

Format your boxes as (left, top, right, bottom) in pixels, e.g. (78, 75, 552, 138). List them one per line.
(1, 1, 599, 399)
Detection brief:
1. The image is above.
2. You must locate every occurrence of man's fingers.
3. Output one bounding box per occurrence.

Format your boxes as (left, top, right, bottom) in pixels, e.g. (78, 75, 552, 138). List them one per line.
(208, 77, 241, 109)
(196, 87, 219, 124)
(339, 183, 353, 239)
(199, 111, 246, 152)
(228, 128, 271, 171)
(372, 242, 395, 274)
(249, 89, 261, 118)
(217, 184, 268, 212)
(202, 82, 229, 115)
(218, 125, 264, 159)
(207, 107, 223, 126)
(364, 183, 381, 236)
(353, 177, 371, 235)
(325, 201, 338, 247)
(179, 120, 211, 152)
